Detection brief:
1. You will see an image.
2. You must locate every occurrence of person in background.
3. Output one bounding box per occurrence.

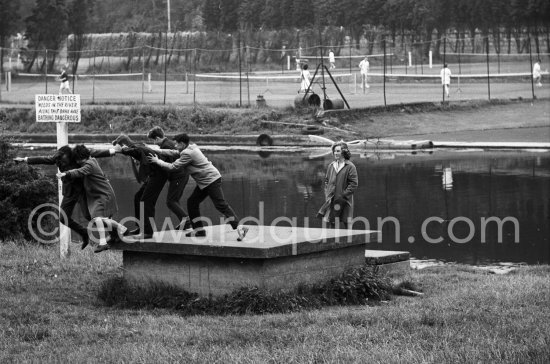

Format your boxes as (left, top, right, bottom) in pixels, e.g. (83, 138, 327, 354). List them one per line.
(14, 145, 116, 249)
(359, 56, 370, 90)
(317, 141, 358, 228)
(300, 64, 312, 93)
(328, 49, 336, 69)
(58, 65, 72, 94)
(533, 59, 543, 87)
(57, 145, 126, 253)
(440, 63, 452, 98)
(147, 133, 248, 240)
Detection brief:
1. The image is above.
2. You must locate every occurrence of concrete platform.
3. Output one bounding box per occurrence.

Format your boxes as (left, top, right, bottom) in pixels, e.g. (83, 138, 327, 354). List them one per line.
(365, 250, 411, 277)
(111, 225, 378, 297)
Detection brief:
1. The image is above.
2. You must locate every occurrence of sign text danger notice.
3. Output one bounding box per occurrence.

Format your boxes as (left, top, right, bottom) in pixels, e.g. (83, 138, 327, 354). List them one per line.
(35, 94, 81, 122)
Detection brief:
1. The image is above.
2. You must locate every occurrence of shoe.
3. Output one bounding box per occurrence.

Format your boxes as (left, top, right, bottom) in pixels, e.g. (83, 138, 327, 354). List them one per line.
(366, 84, 370, 88)
(236, 225, 249, 241)
(94, 244, 110, 253)
(125, 228, 140, 236)
(175, 218, 192, 231)
(185, 229, 206, 237)
(537, 82, 542, 87)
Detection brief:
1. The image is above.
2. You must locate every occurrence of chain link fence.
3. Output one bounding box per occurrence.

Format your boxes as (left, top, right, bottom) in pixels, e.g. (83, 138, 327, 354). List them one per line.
(1, 31, 549, 107)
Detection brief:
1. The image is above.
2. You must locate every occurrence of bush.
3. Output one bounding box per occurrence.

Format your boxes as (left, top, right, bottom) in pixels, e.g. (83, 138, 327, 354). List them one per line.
(0, 138, 57, 241)
(98, 265, 393, 315)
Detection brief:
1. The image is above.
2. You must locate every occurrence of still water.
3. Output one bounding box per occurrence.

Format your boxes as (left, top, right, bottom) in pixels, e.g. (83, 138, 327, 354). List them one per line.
(25, 146, 550, 265)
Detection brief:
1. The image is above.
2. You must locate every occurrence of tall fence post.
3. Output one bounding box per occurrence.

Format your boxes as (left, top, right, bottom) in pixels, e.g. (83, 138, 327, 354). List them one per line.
(246, 45, 250, 107)
(164, 32, 168, 105)
(349, 31, 352, 79)
(442, 37, 446, 103)
(92, 50, 96, 103)
(141, 47, 145, 103)
(457, 37, 462, 94)
(45, 49, 48, 94)
(528, 35, 535, 99)
(485, 36, 491, 101)
(238, 33, 242, 107)
(193, 48, 197, 109)
(383, 38, 387, 107)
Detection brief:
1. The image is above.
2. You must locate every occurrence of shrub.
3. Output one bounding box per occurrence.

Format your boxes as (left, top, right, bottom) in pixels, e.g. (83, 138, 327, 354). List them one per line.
(0, 139, 57, 241)
(98, 265, 393, 315)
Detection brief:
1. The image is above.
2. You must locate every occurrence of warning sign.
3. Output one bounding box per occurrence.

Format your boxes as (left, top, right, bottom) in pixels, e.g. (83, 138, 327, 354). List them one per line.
(35, 94, 81, 122)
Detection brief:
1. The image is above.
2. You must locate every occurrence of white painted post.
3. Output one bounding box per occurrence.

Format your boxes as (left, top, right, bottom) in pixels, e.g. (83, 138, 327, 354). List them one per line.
(185, 72, 189, 94)
(287, 55, 290, 70)
(35, 94, 81, 259)
(57, 121, 70, 258)
(429, 51, 433, 68)
(408, 52, 412, 67)
(148, 73, 152, 92)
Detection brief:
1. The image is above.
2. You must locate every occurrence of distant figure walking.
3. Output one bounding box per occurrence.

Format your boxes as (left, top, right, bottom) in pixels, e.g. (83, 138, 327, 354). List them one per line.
(440, 64, 452, 98)
(58, 65, 72, 95)
(533, 59, 542, 87)
(317, 142, 358, 228)
(300, 64, 312, 93)
(359, 56, 370, 91)
(328, 49, 336, 69)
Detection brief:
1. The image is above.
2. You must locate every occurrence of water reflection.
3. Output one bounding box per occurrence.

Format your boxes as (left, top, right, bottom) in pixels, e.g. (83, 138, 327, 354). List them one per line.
(22, 147, 550, 265)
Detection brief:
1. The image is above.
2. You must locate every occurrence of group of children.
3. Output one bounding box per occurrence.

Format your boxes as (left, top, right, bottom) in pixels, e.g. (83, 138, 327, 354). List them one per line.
(16, 127, 248, 253)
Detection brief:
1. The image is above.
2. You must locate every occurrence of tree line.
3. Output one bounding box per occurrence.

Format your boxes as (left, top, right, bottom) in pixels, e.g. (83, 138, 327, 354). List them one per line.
(1, 0, 549, 72)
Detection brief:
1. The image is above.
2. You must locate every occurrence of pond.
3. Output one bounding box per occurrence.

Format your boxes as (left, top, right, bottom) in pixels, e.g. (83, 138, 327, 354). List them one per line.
(21, 146, 550, 265)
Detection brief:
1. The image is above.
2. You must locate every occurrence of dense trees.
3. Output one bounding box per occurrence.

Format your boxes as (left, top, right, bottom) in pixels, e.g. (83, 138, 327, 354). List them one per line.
(3, 0, 549, 55)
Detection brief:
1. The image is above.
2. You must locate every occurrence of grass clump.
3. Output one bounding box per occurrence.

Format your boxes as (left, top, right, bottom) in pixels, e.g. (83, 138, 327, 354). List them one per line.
(98, 265, 393, 315)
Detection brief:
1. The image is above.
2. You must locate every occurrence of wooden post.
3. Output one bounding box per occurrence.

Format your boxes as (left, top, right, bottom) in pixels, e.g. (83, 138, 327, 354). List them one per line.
(35, 94, 81, 259)
(57, 121, 70, 258)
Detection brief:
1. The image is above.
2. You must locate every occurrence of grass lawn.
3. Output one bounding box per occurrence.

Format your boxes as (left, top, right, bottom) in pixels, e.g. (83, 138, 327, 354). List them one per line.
(1, 241, 549, 363)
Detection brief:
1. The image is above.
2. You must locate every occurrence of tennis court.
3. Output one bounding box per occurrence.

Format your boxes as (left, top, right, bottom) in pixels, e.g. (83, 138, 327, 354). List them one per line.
(3, 66, 549, 108)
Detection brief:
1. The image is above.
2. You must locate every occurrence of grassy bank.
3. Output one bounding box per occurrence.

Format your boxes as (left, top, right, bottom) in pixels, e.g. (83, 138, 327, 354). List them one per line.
(1, 99, 549, 142)
(1, 241, 549, 363)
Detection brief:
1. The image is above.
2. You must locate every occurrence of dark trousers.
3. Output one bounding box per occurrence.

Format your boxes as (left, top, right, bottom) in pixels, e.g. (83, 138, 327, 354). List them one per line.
(140, 172, 169, 235)
(166, 171, 189, 221)
(133, 172, 189, 232)
(187, 178, 239, 230)
(60, 193, 91, 240)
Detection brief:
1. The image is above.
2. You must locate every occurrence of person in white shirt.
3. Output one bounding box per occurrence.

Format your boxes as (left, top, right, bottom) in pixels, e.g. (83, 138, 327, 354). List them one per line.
(533, 59, 542, 87)
(440, 64, 452, 98)
(358, 56, 370, 90)
(328, 49, 336, 69)
(300, 64, 312, 92)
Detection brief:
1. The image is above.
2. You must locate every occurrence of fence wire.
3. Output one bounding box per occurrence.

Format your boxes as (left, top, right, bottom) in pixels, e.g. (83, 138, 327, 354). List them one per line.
(1, 34, 549, 107)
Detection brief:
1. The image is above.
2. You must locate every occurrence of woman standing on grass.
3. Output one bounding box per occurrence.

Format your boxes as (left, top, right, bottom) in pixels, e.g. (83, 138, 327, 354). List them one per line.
(57, 145, 127, 253)
(317, 141, 358, 228)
